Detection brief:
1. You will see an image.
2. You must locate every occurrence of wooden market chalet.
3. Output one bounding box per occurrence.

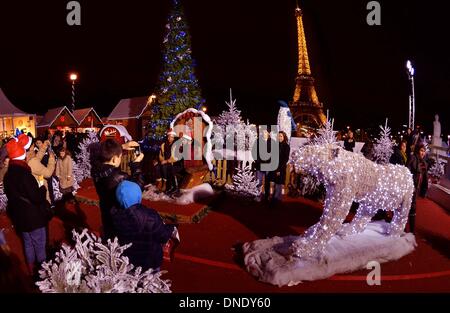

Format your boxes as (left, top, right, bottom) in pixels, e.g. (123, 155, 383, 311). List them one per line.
(106, 95, 154, 140)
(36, 106, 103, 136)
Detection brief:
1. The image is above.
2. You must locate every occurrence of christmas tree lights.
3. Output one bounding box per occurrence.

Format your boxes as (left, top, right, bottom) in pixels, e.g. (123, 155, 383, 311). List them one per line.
(150, 0, 204, 140)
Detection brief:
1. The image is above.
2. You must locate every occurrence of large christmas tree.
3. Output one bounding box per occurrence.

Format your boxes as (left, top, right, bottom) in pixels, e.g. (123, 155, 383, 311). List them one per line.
(150, 0, 204, 140)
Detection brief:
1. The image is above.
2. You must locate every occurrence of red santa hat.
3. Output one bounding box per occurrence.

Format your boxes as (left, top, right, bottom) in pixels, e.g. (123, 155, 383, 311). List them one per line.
(6, 138, 26, 160)
(17, 133, 32, 150)
(167, 128, 177, 136)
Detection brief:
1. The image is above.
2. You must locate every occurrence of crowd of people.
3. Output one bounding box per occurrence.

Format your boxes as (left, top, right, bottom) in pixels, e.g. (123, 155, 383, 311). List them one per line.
(0, 130, 82, 279)
(0, 122, 436, 289)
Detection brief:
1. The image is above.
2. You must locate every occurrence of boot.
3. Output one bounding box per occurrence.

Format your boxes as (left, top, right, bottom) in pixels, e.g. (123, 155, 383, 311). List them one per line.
(162, 180, 167, 192)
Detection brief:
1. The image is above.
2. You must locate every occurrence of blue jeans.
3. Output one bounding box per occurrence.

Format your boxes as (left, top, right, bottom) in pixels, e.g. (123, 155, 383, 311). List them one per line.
(256, 171, 270, 198)
(22, 227, 46, 265)
(273, 184, 283, 201)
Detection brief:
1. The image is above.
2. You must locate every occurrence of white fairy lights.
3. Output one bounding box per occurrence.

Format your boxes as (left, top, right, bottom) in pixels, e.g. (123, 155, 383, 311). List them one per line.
(289, 143, 414, 259)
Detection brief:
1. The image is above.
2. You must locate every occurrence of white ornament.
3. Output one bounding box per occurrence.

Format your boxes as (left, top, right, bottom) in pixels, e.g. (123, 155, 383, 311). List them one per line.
(289, 143, 414, 259)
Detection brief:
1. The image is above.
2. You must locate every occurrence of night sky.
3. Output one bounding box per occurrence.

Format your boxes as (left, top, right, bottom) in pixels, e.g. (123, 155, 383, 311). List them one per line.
(0, 0, 449, 136)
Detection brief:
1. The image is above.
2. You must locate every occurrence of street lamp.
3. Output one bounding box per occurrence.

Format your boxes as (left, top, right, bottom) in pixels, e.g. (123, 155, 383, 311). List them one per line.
(406, 60, 415, 130)
(148, 94, 157, 104)
(69, 73, 78, 112)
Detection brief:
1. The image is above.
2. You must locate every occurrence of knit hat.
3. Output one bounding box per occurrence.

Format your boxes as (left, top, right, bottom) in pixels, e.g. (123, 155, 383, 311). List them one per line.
(6, 138, 26, 160)
(17, 133, 32, 150)
(115, 180, 142, 209)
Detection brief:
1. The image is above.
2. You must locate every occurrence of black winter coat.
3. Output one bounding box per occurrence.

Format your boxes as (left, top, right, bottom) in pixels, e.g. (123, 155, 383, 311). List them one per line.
(269, 142, 290, 184)
(110, 203, 175, 270)
(344, 139, 356, 152)
(407, 154, 428, 197)
(91, 162, 144, 239)
(252, 137, 276, 172)
(3, 160, 49, 232)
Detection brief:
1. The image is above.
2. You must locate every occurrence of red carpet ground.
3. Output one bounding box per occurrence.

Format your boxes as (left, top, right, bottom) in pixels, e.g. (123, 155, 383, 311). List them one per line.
(1, 190, 449, 293)
(75, 179, 212, 223)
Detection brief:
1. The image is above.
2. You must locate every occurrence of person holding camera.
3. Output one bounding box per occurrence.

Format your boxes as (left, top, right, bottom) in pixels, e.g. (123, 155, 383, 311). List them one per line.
(90, 139, 144, 239)
(27, 139, 56, 204)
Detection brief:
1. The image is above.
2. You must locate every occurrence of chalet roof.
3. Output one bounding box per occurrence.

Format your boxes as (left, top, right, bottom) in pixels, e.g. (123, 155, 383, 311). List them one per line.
(37, 106, 78, 128)
(108, 96, 151, 120)
(72, 107, 103, 125)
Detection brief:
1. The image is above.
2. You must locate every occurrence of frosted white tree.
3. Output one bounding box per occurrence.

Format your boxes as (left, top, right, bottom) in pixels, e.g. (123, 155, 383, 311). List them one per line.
(36, 229, 172, 293)
(0, 183, 7, 213)
(428, 159, 446, 180)
(236, 120, 257, 153)
(75, 132, 99, 182)
(215, 89, 242, 129)
(52, 177, 63, 202)
(226, 165, 261, 198)
(311, 118, 337, 146)
(373, 121, 394, 165)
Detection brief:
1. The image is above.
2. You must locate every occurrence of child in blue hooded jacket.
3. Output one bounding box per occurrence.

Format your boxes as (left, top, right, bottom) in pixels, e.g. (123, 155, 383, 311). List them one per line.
(111, 180, 176, 271)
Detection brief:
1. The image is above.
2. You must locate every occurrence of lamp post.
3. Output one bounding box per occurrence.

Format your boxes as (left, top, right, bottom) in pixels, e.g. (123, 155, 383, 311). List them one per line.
(406, 60, 415, 130)
(69, 73, 78, 112)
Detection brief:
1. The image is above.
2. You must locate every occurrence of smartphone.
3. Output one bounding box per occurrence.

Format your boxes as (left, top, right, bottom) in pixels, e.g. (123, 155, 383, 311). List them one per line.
(134, 146, 141, 156)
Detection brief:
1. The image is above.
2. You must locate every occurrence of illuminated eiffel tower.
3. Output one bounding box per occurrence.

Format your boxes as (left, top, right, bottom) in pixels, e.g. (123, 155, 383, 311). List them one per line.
(289, 2, 326, 131)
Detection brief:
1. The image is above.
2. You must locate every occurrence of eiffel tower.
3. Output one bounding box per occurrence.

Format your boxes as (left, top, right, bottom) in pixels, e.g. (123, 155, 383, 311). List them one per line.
(289, 2, 326, 131)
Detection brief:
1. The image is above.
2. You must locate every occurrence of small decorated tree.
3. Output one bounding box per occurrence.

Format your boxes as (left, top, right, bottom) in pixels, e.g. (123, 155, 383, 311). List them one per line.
(311, 118, 337, 146)
(226, 165, 261, 198)
(36, 229, 172, 293)
(216, 89, 242, 129)
(373, 121, 394, 165)
(236, 120, 257, 153)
